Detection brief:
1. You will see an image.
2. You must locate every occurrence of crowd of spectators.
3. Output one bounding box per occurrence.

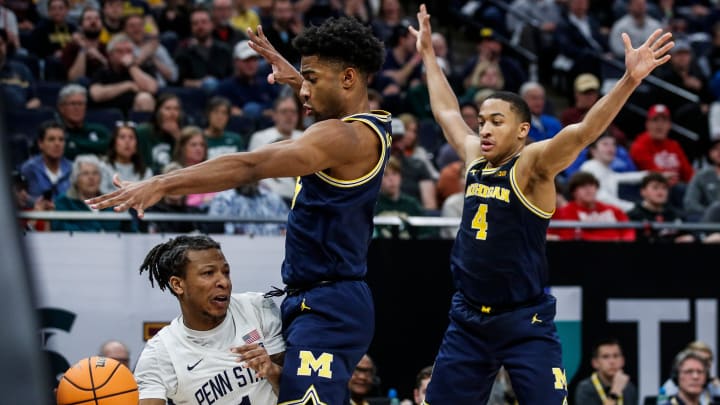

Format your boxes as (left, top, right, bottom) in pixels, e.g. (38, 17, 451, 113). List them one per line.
(3, 0, 720, 240)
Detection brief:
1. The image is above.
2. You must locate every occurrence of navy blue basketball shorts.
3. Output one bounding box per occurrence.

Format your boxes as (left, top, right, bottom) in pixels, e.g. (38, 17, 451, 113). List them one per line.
(424, 292, 568, 404)
(277, 280, 374, 405)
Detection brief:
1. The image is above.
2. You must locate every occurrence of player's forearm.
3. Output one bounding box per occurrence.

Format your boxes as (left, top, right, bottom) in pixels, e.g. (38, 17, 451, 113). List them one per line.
(577, 73, 640, 144)
(155, 153, 258, 196)
(421, 48, 460, 118)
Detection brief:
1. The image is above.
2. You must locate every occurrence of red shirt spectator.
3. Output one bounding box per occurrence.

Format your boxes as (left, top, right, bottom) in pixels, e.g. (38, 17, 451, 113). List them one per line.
(549, 172, 635, 241)
(630, 104, 694, 184)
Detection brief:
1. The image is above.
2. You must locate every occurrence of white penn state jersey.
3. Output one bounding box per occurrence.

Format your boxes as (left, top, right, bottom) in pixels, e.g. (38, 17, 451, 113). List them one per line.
(134, 292, 285, 405)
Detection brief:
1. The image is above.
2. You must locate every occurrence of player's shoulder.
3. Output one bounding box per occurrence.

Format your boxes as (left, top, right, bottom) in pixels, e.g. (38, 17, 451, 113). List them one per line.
(301, 119, 355, 141)
(231, 292, 277, 310)
(138, 326, 172, 366)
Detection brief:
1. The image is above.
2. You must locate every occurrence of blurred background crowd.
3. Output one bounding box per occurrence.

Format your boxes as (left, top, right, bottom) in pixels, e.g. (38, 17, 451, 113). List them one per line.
(3, 0, 720, 241)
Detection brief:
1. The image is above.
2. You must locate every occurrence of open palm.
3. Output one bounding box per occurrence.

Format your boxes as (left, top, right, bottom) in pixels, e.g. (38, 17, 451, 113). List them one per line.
(623, 29, 674, 82)
(246, 26, 297, 86)
(408, 4, 432, 54)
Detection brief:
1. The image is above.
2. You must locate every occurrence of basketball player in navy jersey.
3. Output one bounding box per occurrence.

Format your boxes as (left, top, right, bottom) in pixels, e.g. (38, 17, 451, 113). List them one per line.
(410, 4, 673, 404)
(87, 17, 390, 405)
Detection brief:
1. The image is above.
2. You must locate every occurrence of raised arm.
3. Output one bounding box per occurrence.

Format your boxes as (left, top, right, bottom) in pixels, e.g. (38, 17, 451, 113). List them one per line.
(247, 26, 304, 97)
(86, 120, 367, 216)
(522, 30, 674, 179)
(409, 4, 475, 163)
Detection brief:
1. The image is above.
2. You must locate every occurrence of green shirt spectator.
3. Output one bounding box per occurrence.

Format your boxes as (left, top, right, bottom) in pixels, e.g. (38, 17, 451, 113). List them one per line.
(57, 84, 111, 160)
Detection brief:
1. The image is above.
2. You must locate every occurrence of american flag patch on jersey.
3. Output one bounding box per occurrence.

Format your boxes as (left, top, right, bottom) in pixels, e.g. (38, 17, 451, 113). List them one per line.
(242, 329, 261, 344)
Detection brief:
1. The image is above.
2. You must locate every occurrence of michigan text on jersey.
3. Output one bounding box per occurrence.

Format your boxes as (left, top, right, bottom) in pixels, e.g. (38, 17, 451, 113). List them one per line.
(465, 183, 510, 203)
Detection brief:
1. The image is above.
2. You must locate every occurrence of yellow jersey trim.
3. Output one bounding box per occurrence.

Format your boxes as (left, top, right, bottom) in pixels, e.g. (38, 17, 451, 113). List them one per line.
(314, 113, 389, 188)
(368, 109, 392, 121)
(509, 164, 554, 219)
(465, 157, 487, 177)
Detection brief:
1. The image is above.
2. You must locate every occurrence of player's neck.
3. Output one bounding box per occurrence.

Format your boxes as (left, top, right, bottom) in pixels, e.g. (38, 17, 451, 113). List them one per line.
(181, 310, 227, 331)
(341, 90, 370, 118)
(486, 147, 522, 169)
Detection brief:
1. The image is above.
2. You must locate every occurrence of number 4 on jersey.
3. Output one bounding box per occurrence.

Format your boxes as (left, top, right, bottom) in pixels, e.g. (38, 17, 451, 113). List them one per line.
(471, 204, 489, 240)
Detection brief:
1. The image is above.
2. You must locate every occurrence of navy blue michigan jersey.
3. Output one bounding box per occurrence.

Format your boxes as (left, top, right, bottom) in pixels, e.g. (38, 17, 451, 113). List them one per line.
(450, 154, 554, 307)
(281, 111, 392, 286)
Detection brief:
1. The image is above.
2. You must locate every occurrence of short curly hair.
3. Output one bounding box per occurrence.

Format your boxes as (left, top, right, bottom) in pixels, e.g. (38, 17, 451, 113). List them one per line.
(293, 17, 385, 77)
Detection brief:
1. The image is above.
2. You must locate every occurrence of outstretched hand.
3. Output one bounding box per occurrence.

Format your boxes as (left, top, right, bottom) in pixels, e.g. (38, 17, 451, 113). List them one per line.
(408, 4, 433, 55)
(623, 29, 674, 82)
(247, 26, 300, 87)
(84, 174, 164, 218)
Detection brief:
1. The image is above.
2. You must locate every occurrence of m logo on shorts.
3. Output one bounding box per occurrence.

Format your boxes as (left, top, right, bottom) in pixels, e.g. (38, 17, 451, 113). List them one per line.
(296, 351, 333, 379)
(552, 367, 567, 390)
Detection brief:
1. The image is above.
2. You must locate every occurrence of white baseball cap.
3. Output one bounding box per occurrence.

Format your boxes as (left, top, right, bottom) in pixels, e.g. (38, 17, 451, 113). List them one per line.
(234, 40, 259, 60)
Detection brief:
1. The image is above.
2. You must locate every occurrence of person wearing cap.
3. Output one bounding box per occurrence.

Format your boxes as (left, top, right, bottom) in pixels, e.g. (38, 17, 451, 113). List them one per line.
(609, 0, 662, 59)
(174, 6, 233, 90)
(561, 73, 636, 178)
(683, 139, 720, 221)
(561, 73, 630, 147)
(216, 38, 279, 122)
(460, 26, 527, 93)
(629, 104, 694, 187)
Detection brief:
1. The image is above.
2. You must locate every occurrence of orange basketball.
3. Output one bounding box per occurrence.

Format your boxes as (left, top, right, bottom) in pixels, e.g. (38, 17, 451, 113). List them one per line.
(57, 356, 139, 405)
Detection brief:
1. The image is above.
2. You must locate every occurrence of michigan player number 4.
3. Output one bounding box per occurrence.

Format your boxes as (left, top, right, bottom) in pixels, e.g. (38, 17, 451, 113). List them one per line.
(471, 204, 489, 240)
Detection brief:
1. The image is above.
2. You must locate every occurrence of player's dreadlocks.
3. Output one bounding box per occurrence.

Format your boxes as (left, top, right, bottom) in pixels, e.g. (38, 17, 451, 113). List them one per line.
(139, 235, 221, 296)
(292, 16, 385, 78)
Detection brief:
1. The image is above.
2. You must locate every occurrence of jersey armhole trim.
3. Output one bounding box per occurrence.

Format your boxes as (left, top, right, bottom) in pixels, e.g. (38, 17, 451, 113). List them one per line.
(509, 164, 554, 219)
(314, 114, 389, 188)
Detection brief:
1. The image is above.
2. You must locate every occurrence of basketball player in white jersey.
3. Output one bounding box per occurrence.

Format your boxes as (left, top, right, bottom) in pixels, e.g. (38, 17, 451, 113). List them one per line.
(133, 235, 285, 405)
